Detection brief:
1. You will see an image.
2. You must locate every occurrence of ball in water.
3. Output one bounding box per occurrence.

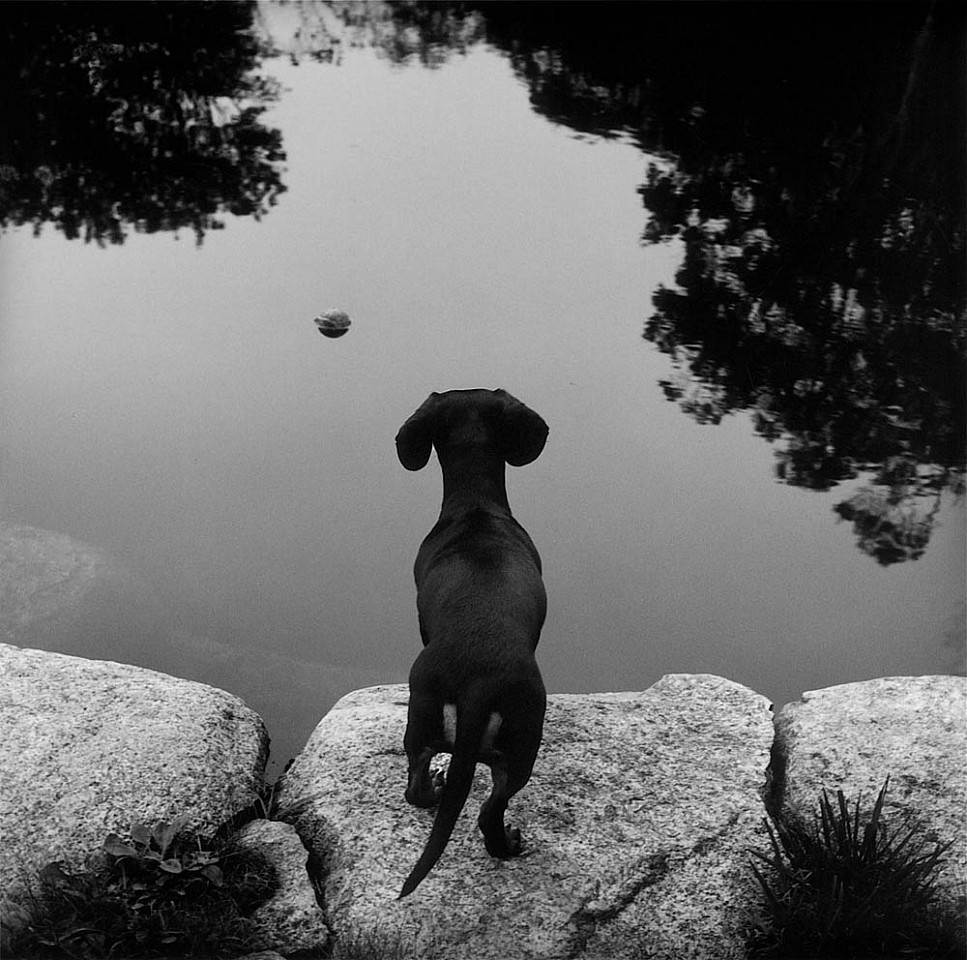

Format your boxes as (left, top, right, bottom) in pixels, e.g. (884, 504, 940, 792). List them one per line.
(315, 309, 351, 338)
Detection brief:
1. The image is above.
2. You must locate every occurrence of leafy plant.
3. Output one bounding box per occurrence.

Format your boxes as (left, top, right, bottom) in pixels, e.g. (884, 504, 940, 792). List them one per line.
(2, 818, 277, 959)
(748, 777, 963, 957)
(103, 815, 226, 913)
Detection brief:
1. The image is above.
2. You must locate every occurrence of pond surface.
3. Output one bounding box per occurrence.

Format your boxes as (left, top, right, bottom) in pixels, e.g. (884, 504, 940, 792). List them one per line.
(1, 2, 964, 773)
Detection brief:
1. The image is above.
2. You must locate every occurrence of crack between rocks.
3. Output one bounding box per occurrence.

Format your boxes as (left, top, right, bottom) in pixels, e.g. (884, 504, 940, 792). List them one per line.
(563, 852, 670, 958)
(690, 809, 743, 858)
(762, 711, 788, 821)
(561, 810, 750, 959)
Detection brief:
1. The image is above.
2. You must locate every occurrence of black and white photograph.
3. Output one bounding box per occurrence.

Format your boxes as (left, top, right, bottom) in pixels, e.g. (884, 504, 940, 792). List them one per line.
(1, 2, 964, 957)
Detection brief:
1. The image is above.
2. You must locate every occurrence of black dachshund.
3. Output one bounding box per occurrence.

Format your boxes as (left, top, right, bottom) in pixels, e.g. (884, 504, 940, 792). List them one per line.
(395, 388, 548, 898)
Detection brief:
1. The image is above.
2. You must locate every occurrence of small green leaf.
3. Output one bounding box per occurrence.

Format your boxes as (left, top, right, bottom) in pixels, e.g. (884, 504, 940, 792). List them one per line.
(191, 848, 219, 866)
(38, 862, 70, 885)
(63, 926, 104, 941)
(159, 858, 184, 873)
(152, 820, 177, 855)
(130, 822, 151, 846)
(104, 838, 139, 858)
(201, 864, 224, 886)
(170, 812, 191, 834)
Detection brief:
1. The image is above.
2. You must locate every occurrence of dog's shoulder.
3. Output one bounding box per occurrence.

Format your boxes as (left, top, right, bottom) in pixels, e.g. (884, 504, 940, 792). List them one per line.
(418, 506, 541, 573)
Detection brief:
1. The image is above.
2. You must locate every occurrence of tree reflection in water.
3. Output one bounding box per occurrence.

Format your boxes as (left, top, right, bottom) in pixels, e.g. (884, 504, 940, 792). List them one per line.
(0, 1, 286, 245)
(3, 1, 964, 563)
(462, 2, 967, 565)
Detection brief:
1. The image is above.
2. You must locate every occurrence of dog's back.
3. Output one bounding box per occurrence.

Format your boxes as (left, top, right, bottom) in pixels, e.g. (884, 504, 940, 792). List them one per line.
(415, 506, 546, 645)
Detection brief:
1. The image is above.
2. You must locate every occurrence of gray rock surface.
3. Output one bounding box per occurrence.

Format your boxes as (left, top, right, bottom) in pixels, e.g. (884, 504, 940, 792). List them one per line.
(2, 584, 962, 960)
(277, 676, 774, 960)
(236, 819, 329, 954)
(0, 642, 269, 893)
(772, 675, 967, 927)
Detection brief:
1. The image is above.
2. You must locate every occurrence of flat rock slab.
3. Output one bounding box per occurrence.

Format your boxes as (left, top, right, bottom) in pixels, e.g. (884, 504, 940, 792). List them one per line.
(0, 643, 269, 892)
(278, 675, 773, 960)
(773, 675, 966, 924)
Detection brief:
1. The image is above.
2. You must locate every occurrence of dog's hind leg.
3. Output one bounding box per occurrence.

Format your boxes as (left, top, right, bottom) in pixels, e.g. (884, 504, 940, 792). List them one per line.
(477, 759, 530, 858)
(403, 692, 445, 808)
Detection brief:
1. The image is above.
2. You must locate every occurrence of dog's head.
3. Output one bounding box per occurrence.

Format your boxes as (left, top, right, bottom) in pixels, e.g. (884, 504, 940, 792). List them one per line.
(396, 389, 548, 471)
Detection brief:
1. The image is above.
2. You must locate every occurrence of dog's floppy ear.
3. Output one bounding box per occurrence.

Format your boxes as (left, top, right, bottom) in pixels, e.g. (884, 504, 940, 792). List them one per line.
(396, 394, 438, 470)
(496, 390, 549, 466)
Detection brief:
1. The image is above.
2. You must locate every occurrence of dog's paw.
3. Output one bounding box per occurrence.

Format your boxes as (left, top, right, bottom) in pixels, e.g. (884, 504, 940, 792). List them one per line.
(484, 825, 522, 858)
(404, 782, 439, 809)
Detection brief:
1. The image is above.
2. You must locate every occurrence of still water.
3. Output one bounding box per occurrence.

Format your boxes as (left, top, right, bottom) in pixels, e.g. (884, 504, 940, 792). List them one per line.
(1, 3, 964, 772)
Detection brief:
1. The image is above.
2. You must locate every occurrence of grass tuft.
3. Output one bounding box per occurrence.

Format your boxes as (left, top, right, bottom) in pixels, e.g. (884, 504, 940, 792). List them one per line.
(748, 777, 963, 958)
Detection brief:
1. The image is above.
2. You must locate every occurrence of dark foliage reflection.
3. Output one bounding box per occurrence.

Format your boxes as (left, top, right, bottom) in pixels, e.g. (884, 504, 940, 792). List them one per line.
(5, 1, 964, 564)
(630, 6, 966, 566)
(0, 1, 286, 245)
(384, 1, 966, 564)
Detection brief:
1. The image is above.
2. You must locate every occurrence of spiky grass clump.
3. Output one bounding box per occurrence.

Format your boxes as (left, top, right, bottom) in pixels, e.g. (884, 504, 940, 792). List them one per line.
(749, 778, 962, 958)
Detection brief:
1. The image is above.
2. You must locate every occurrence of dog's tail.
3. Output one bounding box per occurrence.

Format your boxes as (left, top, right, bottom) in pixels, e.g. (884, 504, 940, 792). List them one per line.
(398, 687, 495, 899)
